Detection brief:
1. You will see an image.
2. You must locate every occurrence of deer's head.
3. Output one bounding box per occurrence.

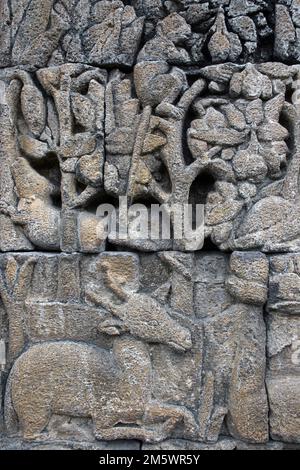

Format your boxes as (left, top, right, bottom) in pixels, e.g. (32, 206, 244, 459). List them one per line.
(121, 293, 192, 352)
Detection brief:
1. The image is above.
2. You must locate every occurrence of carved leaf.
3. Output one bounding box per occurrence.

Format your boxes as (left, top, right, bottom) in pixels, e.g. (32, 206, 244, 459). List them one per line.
(71, 93, 95, 130)
(20, 84, 46, 136)
(5, 257, 19, 292)
(18, 135, 49, 160)
(264, 94, 285, 122)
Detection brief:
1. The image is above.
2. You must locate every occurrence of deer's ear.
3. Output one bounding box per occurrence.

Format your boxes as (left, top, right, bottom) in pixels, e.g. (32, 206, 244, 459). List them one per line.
(100, 325, 121, 336)
(98, 319, 125, 336)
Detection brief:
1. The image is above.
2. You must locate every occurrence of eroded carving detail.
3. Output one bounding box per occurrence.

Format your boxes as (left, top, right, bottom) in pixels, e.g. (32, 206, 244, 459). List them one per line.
(1, 1, 300, 69)
(1, 63, 299, 253)
(0, 252, 268, 444)
(267, 254, 300, 444)
(0, 0, 300, 451)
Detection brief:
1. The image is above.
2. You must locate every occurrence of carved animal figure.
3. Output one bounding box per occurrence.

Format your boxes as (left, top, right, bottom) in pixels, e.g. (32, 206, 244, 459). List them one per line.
(2, 157, 62, 251)
(6, 196, 61, 251)
(0, 157, 107, 252)
(87, 259, 192, 351)
(4, 278, 197, 442)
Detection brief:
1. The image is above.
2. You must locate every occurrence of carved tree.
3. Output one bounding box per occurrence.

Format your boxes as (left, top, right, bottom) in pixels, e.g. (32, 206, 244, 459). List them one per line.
(0, 257, 36, 365)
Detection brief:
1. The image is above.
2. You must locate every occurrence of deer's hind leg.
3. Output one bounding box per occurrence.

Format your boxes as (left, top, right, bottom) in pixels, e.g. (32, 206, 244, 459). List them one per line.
(18, 404, 51, 441)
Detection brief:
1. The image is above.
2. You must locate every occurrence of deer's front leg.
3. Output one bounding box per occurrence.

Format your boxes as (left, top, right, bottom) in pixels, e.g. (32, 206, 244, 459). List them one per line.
(144, 401, 199, 439)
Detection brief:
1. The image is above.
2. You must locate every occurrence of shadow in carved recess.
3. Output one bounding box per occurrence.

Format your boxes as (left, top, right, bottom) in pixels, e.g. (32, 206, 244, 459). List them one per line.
(1, 62, 300, 253)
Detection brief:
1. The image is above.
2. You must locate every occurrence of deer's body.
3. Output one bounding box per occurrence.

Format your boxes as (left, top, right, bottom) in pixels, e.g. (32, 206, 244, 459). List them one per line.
(5, 298, 196, 441)
(5, 337, 155, 440)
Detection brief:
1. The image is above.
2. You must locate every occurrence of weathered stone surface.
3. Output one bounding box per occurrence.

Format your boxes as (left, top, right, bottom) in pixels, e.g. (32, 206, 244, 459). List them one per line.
(0, 252, 268, 444)
(0, 1, 143, 69)
(266, 253, 300, 444)
(143, 438, 286, 451)
(1, 63, 299, 253)
(0, 437, 141, 450)
(143, 438, 237, 450)
(1, 0, 300, 453)
(267, 377, 300, 443)
(1, 1, 299, 68)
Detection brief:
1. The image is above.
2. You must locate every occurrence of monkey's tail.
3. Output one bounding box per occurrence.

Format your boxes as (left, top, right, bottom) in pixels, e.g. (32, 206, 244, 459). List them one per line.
(4, 368, 18, 436)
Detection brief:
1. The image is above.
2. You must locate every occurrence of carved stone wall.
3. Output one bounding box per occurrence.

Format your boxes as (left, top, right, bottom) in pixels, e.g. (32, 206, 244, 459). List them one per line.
(0, 1, 299, 450)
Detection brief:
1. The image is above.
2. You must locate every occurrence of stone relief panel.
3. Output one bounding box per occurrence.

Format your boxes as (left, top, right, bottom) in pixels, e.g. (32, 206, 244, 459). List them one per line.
(1, 1, 300, 69)
(0, 62, 299, 253)
(0, 0, 300, 452)
(0, 64, 107, 253)
(0, 251, 269, 445)
(198, 63, 300, 252)
(0, 1, 144, 69)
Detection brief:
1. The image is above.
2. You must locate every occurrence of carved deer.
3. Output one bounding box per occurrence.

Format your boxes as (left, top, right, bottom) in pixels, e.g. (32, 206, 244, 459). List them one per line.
(4, 261, 198, 442)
